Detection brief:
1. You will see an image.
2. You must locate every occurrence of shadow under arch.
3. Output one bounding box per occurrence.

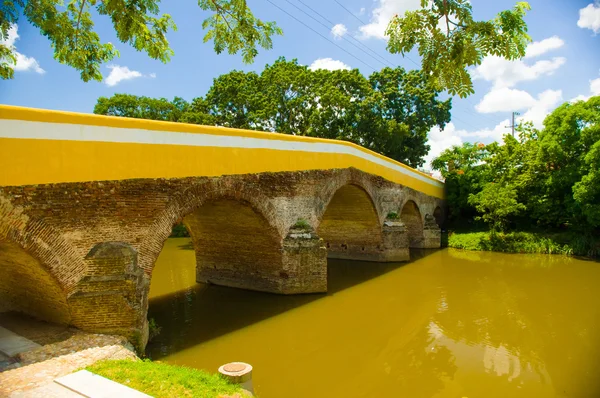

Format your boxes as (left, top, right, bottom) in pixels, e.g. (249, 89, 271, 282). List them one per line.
(138, 181, 283, 276)
(0, 239, 71, 325)
(317, 183, 384, 262)
(183, 197, 284, 293)
(401, 199, 424, 248)
(141, 180, 290, 298)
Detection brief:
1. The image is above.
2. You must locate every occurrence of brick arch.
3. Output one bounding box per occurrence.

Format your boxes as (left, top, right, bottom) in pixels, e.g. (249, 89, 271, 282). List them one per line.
(400, 199, 424, 248)
(316, 179, 384, 261)
(0, 239, 72, 325)
(314, 171, 382, 227)
(0, 200, 88, 293)
(138, 180, 283, 277)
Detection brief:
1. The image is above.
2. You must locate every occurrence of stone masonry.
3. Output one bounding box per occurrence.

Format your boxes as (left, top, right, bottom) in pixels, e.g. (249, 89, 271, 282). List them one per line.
(0, 168, 444, 351)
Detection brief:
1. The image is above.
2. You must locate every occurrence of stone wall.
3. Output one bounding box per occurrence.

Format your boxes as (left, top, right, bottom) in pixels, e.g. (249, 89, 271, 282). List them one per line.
(0, 167, 444, 350)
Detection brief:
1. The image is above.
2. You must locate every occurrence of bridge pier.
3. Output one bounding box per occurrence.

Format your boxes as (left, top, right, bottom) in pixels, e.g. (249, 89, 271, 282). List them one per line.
(196, 226, 328, 295)
(422, 214, 442, 249)
(69, 242, 149, 352)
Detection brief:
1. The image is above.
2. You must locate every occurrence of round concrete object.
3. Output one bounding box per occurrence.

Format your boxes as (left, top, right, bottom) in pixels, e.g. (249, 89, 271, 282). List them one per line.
(218, 362, 253, 384)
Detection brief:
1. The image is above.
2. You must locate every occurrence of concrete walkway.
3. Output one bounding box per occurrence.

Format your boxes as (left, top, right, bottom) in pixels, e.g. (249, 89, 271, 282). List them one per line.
(0, 326, 41, 357)
(0, 333, 138, 397)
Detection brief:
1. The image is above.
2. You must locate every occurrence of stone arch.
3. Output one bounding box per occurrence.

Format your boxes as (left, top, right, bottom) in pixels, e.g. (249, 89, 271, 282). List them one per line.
(313, 169, 383, 225)
(400, 200, 424, 248)
(317, 183, 385, 261)
(0, 239, 71, 324)
(139, 180, 290, 294)
(185, 198, 284, 292)
(138, 180, 282, 275)
(0, 209, 88, 293)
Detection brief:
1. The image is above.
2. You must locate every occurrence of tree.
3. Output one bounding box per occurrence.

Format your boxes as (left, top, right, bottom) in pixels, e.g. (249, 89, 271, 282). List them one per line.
(94, 94, 189, 121)
(0, 0, 282, 81)
(205, 70, 263, 129)
(534, 96, 600, 228)
(362, 67, 451, 166)
(431, 142, 493, 222)
(386, 0, 531, 97)
(432, 95, 600, 235)
(94, 59, 452, 167)
(468, 183, 526, 232)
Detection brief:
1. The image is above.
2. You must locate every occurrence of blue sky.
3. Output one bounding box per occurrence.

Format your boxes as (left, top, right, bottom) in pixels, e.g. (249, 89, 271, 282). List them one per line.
(1, 0, 599, 166)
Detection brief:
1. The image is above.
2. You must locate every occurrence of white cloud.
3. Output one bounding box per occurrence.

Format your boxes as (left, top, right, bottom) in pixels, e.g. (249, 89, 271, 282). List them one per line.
(571, 74, 600, 102)
(358, 0, 420, 40)
(331, 24, 348, 40)
(427, 90, 563, 166)
(0, 24, 45, 75)
(309, 58, 350, 71)
(578, 2, 600, 33)
(591, 77, 600, 95)
(472, 55, 566, 89)
(524, 36, 564, 58)
(359, 7, 366, 15)
(518, 89, 563, 128)
(104, 65, 155, 86)
(425, 120, 511, 167)
(1, 24, 18, 47)
(476, 87, 537, 113)
(425, 123, 465, 166)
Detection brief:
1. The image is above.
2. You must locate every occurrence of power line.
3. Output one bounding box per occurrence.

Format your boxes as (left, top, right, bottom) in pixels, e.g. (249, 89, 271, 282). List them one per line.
(283, 0, 392, 69)
(333, 0, 367, 25)
(449, 114, 484, 131)
(265, 0, 378, 71)
(295, 0, 396, 68)
(331, 0, 421, 68)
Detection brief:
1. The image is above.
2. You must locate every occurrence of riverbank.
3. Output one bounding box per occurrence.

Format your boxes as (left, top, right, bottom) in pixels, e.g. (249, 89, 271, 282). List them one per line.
(0, 312, 246, 397)
(88, 359, 248, 397)
(446, 230, 600, 258)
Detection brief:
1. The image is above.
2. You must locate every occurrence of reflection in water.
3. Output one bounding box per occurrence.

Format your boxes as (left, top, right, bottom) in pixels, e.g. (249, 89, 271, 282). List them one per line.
(147, 238, 600, 398)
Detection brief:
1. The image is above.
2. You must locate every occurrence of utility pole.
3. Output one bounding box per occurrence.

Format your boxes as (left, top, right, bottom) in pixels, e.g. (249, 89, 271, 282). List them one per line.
(506, 112, 521, 137)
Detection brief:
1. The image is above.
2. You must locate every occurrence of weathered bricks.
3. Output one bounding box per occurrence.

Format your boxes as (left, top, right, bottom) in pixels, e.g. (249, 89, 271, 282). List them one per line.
(0, 167, 444, 351)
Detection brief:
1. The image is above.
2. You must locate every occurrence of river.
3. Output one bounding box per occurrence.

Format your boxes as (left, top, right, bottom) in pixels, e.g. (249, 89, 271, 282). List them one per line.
(146, 238, 600, 398)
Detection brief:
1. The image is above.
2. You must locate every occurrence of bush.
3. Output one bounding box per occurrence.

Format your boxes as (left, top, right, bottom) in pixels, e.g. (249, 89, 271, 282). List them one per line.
(448, 230, 599, 257)
(293, 218, 311, 229)
(170, 223, 190, 237)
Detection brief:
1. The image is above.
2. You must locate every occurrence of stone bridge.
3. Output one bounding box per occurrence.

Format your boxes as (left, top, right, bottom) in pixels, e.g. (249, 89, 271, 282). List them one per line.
(0, 105, 445, 350)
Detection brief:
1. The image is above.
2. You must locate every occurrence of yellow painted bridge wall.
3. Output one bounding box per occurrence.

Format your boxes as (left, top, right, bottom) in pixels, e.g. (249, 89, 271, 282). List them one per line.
(0, 105, 444, 198)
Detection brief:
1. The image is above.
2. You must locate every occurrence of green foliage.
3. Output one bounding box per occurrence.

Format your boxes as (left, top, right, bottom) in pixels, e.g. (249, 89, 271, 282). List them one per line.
(148, 318, 162, 341)
(386, 0, 531, 97)
(432, 96, 600, 251)
(448, 231, 599, 258)
(170, 223, 190, 238)
(468, 183, 526, 232)
(387, 211, 399, 220)
(94, 58, 451, 167)
(199, 0, 282, 64)
(1, 0, 281, 81)
(87, 359, 244, 397)
(293, 218, 311, 230)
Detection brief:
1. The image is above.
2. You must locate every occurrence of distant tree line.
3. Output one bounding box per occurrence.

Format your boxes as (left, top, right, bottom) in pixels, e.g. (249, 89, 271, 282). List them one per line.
(94, 58, 451, 168)
(432, 96, 600, 251)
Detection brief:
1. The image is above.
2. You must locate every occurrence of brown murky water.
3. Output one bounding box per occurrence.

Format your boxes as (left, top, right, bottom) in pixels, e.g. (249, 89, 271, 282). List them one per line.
(147, 238, 600, 398)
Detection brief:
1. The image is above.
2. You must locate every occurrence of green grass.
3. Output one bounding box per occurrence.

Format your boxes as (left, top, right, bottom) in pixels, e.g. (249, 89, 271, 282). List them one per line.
(292, 218, 311, 229)
(447, 230, 600, 258)
(87, 359, 245, 398)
